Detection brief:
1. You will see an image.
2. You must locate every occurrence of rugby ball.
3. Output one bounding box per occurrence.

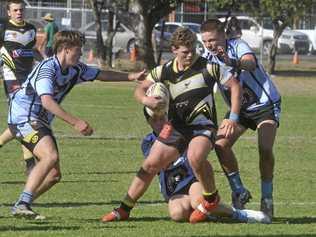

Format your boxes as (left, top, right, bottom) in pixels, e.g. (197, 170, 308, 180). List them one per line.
(145, 82, 169, 117)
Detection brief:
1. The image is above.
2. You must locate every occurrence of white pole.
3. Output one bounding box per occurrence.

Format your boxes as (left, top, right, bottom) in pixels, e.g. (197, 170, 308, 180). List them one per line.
(180, 2, 184, 23)
(260, 18, 264, 64)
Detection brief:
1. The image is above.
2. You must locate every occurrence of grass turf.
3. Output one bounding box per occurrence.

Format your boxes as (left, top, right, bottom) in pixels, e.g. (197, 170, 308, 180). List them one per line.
(0, 74, 315, 236)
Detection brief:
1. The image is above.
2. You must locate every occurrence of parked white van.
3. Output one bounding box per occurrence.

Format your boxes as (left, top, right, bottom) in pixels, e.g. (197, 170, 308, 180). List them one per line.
(219, 16, 310, 55)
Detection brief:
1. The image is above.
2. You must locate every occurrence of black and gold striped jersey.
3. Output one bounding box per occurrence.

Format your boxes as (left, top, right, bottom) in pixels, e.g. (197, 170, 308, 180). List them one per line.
(147, 56, 233, 128)
(0, 19, 36, 83)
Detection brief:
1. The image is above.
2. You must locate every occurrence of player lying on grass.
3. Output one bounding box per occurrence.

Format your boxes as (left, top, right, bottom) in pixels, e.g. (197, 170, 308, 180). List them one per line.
(201, 19, 281, 218)
(7, 30, 145, 220)
(104, 111, 271, 223)
(101, 27, 244, 224)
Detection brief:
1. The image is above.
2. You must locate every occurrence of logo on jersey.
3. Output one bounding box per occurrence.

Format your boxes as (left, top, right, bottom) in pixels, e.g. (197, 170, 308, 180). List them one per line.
(31, 134, 39, 144)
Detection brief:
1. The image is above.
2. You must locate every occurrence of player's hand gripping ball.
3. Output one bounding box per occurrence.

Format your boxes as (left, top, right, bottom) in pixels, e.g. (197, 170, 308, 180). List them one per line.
(145, 82, 170, 117)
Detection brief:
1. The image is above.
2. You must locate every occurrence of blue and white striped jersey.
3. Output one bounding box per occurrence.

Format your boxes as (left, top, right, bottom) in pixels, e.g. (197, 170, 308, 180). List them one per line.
(203, 38, 281, 113)
(8, 56, 100, 125)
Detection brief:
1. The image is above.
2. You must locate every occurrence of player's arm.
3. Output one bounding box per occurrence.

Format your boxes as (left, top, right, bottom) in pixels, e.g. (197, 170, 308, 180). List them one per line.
(219, 75, 242, 138)
(209, 63, 241, 138)
(41, 95, 93, 136)
(134, 79, 166, 111)
(238, 53, 256, 71)
(96, 70, 146, 82)
(217, 44, 256, 71)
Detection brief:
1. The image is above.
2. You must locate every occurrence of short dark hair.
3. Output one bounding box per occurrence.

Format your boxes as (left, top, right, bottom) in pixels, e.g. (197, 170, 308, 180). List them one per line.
(6, 0, 25, 10)
(200, 19, 225, 34)
(53, 31, 84, 54)
(170, 27, 197, 49)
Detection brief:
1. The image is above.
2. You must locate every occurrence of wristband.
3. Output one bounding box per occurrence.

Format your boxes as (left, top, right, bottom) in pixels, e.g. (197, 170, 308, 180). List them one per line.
(229, 112, 239, 122)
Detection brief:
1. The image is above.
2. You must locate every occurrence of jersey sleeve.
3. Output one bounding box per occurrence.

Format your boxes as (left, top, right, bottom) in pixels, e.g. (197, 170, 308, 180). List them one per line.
(77, 63, 100, 83)
(146, 65, 163, 82)
(33, 63, 56, 96)
(207, 62, 234, 85)
(234, 39, 254, 59)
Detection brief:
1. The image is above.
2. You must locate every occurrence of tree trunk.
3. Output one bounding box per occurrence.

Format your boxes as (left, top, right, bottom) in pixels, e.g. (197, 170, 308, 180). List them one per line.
(90, 0, 106, 64)
(106, 11, 115, 68)
(267, 21, 287, 74)
(128, 0, 156, 69)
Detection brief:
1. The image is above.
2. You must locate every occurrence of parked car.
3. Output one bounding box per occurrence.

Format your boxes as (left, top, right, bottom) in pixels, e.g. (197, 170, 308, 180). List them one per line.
(296, 27, 316, 54)
(219, 16, 310, 55)
(79, 20, 136, 53)
(153, 22, 205, 54)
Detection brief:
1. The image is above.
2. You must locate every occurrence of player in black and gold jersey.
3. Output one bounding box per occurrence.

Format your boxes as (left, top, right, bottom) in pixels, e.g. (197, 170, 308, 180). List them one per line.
(102, 27, 244, 224)
(0, 0, 42, 175)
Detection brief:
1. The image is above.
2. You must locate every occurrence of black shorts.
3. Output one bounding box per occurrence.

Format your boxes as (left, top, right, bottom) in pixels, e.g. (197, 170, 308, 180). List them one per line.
(157, 123, 217, 154)
(9, 121, 57, 153)
(225, 103, 281, 131)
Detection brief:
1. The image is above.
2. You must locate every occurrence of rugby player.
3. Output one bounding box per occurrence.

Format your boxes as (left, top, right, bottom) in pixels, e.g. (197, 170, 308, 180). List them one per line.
(8, 30, 145, 219)
(201, 19, 281, 219)
(101, 27, 242, 224)
(0, 0, 43, 174)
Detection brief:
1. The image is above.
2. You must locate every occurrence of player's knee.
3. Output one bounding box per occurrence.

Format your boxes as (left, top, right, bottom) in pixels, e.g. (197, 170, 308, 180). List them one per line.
(215, 139, 231, 152)
(169, 206, 187, 222)
(188, 155, 204, 171)
(47, 152, 59, 165)
(47, 169, 62, 186)
(142, 161, 161, 175)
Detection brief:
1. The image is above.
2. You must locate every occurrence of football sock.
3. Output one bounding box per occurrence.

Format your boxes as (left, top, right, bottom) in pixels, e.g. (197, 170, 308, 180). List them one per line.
(203, 190, 218, 203)
(16, 190, 33, 206)
(261, 180, 273, 199)
(227, 171, 246, 194)
(232, 208, 248, 222)
(120, 195, 135, 213)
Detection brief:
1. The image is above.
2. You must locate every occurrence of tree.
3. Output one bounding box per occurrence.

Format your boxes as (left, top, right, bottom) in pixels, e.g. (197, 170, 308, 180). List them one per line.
(212, 0, 313, 74)
(121, 0, 182, 69)
(89, 0, 106, 64)
(89, 0, 127, 67)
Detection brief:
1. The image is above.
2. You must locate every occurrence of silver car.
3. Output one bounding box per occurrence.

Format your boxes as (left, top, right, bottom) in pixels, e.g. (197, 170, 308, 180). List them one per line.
(80, 20, 136, 53)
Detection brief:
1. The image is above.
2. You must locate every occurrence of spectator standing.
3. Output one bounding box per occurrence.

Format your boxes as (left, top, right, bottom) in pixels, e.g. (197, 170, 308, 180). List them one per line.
(41, 13, 58, 58)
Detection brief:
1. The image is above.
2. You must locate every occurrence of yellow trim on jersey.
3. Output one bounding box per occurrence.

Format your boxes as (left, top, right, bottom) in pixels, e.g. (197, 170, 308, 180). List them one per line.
(206, 63, 233, 85)
(172, 55, 199, 73)
(146, 65, 164, 83)
(0, 50, 15, 70)
(9, 19, 26, 27)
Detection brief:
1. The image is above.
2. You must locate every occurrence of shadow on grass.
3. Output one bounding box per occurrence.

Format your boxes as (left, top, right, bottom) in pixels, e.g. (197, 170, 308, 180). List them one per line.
(2, 199, 165, 208)
(274, 70, 316, 77)
(0, 225, 80, 232)
(273, 216, 316, 224)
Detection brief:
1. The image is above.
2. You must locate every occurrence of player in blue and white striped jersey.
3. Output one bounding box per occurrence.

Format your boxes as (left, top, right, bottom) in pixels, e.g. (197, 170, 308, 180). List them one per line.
(201, 19, 281, 219)
(9, 30, 145, 220)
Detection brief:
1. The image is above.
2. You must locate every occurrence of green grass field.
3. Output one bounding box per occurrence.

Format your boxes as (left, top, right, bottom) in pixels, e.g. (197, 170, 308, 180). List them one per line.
(0, 67, 315, 236)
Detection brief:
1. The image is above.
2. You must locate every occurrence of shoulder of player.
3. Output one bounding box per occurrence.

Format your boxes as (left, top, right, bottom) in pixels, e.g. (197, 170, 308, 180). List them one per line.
(24, 21, 37, 31)
(147, 64, 164, 82)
